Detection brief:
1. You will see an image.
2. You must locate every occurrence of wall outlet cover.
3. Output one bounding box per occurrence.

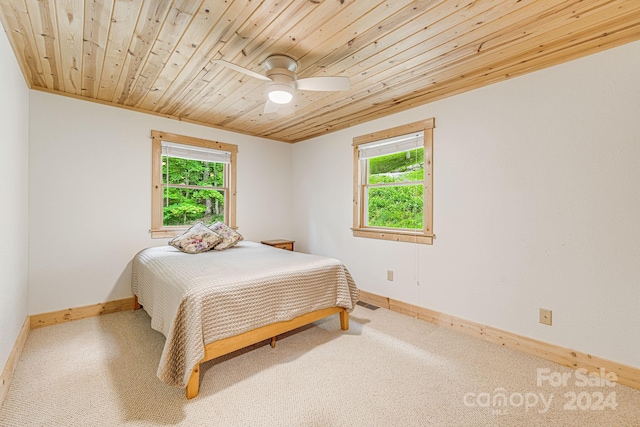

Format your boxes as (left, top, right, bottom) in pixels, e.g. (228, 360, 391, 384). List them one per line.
(539, 308, 552, 326)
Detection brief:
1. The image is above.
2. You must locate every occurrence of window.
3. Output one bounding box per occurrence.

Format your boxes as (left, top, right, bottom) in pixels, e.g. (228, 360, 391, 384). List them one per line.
(150, 131, 238, 238)
(352, 118, 434, 244)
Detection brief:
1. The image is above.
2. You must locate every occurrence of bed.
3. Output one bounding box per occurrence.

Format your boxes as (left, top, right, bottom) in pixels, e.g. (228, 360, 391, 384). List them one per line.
(131, 241, 359, 399)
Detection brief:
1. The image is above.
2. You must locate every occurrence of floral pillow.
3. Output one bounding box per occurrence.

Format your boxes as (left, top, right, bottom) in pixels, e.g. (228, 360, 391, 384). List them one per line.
(169, 222, 222, 254)
(208, 222, 243, 250)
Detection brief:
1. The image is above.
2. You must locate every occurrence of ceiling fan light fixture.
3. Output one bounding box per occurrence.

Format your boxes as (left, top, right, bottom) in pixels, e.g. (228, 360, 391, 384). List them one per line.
(268, 84, 294, 104)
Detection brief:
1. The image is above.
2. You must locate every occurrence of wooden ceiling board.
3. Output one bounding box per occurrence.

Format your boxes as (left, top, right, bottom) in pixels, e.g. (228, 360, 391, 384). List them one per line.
(27, 0, 62, 90)
(97, 0, 142, 101)
(55, 0, 83, 95)
(1, 0, 45, 87)
(1, 0, 639, 143)
(82, 0, 112, 98)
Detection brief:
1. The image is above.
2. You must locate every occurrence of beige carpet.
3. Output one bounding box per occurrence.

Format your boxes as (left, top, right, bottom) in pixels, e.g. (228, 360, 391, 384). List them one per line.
(1, 305, 639, 426)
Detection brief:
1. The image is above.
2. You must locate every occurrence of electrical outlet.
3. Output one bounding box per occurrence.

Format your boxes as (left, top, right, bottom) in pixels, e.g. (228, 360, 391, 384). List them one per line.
(539, 308, 552, 326)
(387, 270, 394, 281)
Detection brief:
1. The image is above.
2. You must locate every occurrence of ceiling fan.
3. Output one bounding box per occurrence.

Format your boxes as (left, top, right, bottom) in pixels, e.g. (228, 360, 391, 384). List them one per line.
(212, 54, 350, 114)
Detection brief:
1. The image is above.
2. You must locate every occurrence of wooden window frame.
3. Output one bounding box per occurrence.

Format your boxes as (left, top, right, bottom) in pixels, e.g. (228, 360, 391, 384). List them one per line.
(352, 118, 434, 245)
(150, 130, 238, 239)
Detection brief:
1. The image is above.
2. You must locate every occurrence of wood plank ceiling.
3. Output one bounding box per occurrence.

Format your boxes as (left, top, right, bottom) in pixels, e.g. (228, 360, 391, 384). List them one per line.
(1, 0, 639, 143)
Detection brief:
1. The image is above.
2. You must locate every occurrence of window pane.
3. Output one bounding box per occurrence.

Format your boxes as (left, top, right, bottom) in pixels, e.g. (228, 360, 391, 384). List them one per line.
(368, 147, 424, 184)
(163, 188, 225, 226)
(162, 156, 224, 186)
(367, 184, 423, 229)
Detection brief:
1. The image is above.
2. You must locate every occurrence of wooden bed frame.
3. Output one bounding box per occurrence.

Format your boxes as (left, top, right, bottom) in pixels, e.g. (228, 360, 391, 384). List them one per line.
(134, 297, 349, 399)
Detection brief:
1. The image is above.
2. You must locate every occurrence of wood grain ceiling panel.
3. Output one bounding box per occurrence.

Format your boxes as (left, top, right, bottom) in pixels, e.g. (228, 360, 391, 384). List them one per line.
(1, 0, 639, 143)
(55, 0, 83, 95)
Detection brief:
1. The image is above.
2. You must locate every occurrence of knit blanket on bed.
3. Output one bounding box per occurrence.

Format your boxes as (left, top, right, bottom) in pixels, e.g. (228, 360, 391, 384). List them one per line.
(131, 241, 359, 388)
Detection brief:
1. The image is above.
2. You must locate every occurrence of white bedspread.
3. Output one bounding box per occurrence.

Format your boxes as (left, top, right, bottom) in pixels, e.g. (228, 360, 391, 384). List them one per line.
(131, 241, 359, 388)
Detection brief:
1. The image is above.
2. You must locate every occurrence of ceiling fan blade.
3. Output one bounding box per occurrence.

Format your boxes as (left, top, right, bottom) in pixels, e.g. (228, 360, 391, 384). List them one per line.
(263, 99, 280, 114)
(212, 59, 271, 82)
(296, 76, 350, 91)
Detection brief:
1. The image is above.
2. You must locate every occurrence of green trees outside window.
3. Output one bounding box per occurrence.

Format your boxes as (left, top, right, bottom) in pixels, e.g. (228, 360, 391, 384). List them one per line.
(366, 148, 424, 229)
(162, 156, 225, 226)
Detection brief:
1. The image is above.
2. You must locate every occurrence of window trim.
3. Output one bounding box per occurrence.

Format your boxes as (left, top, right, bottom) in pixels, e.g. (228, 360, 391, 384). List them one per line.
(352, 118, 434, 245)
(150, 130, 238, 239)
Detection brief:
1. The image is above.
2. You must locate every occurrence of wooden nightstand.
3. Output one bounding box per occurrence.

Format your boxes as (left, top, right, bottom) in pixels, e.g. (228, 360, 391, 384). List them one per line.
(261, 239, 295, 251)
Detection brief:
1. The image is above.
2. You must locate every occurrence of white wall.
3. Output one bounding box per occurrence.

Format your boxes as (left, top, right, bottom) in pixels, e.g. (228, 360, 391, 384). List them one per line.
(0, 30, 29, 368)
(292, 41, 640, 368)
(28, 92, 293, 314)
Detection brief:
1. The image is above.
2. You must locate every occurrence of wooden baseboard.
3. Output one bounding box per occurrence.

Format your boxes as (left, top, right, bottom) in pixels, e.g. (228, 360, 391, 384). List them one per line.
(30, 297, 137, 329)
(0, 317, 30, 410)
(358, 290, 640, 391)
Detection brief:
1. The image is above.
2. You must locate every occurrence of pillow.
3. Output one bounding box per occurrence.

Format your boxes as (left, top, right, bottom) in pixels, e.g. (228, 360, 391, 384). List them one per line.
(169, 222, 222, 254)
(208, 222, 243, 250)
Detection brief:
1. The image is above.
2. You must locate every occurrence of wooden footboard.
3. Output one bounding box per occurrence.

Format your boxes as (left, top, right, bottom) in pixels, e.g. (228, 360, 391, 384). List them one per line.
(186, 306, 349, 399)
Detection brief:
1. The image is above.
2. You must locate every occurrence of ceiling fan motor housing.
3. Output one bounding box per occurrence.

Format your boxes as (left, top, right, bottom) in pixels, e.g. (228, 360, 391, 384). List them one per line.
(263, 54, 299, 72)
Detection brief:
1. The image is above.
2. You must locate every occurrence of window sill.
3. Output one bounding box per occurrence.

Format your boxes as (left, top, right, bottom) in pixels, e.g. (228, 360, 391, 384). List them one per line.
(150, 224, 240, 239)
(150, 228, 184, 239)
(352, 228, 433, 245)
